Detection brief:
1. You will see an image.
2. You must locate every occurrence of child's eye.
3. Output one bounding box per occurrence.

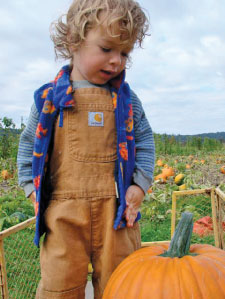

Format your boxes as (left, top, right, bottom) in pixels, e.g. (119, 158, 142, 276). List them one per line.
(121, 52, 128, 58)
(101, 47, 111, 53)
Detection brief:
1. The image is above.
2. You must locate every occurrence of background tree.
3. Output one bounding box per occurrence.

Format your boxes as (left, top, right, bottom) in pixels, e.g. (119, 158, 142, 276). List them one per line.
(0, 117, 18, 159)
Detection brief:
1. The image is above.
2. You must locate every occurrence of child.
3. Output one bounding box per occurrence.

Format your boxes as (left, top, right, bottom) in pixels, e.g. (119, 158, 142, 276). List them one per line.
(17, 0, 155, 298)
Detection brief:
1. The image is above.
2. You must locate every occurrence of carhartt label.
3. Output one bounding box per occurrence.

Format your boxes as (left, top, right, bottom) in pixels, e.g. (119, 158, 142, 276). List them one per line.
(88, 112, 104, 126)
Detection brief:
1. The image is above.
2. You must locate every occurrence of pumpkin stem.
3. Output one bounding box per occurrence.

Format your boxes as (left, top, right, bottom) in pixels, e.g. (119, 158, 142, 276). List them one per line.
(160, 212, 196, 258)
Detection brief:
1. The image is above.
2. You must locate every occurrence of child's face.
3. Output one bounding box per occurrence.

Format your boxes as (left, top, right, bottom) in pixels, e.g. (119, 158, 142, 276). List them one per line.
(70, 23, 133, 84)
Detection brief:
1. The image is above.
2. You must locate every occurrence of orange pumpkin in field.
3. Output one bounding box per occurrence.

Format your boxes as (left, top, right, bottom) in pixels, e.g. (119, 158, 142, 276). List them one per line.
(1, 170, 10, 180)
(147, 187, 153, 194)
(103, 213, 225, 299)
(154, 173, 167, 183)
(156, 159, 164, 167)
(162, 167, 174, 178)
(221, 166, 225, 174)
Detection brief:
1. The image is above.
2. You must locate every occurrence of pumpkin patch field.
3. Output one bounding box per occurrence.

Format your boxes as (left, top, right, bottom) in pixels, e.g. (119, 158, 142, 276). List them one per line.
(0, 126, 224, 297)
(0, 150, 224, 241)
(140, 152, 225, 246)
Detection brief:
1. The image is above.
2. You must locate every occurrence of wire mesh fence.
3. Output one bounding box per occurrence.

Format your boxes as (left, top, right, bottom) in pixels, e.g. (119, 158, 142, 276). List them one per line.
(0, 188, 224, 298)
(0, 218, 40, 299)
(171, 188, 216, 246)
(5, 226, 40, 298)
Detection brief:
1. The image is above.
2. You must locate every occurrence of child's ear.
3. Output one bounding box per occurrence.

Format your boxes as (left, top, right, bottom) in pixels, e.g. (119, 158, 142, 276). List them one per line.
(69, 44, 76, 55)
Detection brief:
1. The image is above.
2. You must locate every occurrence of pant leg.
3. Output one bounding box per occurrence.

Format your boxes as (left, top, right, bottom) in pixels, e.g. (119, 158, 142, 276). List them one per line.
(90, 196, 141, 299)
(35, 281, 85, 299)
(36, 198, 91, 299)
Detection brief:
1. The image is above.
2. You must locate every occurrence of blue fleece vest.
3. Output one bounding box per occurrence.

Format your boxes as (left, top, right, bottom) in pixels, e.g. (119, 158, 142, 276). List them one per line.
(32, 65, 140, 246)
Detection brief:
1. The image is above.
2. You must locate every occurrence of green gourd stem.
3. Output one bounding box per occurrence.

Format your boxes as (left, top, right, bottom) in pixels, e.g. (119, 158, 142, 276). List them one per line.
(160, 212, 197, 258)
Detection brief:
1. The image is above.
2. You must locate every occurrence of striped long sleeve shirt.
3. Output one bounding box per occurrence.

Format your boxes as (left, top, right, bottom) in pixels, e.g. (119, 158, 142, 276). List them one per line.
(17, 82, 155, 197)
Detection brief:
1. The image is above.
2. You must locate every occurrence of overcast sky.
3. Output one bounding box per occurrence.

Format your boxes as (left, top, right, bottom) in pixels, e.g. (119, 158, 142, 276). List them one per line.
(1, 0, 225, 134)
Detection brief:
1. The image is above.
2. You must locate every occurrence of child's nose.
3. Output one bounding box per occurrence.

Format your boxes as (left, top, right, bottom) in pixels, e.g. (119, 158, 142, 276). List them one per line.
(109, 52, 122, 66)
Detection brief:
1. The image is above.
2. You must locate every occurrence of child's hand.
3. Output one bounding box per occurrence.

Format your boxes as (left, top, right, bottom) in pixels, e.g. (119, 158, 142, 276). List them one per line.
(125, 185, 145, 228)
(29, 191, 36, 210)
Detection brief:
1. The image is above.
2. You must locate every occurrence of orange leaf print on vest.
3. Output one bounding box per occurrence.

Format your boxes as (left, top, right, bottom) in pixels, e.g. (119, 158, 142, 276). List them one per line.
(41, 87, 53, 99)
(41, 88, 49, 99)
(36, 123, 48, 139)
(66, 85, 73, 95)
(34, 175, 41, 190)
(65, 99, 75, 106)
(125, 117, 133, 132)
(112, 92, 117, 109)
(33, 151, 43, 158)
(119, 142, 128, 161)
(42, 100, 56, 114)
(128, 104, 133, 116)
(120, 162, 124, 179)
(53, 70, 64, 84)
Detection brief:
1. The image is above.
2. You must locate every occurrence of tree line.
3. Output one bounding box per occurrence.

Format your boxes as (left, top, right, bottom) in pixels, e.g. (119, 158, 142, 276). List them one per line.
(0, 117, 224, 159)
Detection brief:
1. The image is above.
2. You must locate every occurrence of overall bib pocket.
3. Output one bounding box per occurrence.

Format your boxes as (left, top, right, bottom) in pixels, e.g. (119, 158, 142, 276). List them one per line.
(67, 101, 117, 162)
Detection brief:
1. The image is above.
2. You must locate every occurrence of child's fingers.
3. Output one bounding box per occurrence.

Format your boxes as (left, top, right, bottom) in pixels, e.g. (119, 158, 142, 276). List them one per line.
(125, 205, 137, 227)
(126, 214, 136, 227)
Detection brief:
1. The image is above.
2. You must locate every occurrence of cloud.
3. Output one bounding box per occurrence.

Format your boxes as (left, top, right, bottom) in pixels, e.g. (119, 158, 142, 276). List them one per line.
(0, 0, 225, 134)
(126, 0, 225, 134)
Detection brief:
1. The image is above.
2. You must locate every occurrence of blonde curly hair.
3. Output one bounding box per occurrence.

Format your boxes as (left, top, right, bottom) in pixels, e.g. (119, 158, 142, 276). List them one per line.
(50, 0, 149, 60)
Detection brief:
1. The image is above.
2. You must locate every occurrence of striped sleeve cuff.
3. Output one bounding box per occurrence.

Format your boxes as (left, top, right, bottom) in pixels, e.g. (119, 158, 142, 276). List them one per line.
(21, 182, 35, 198)
(133, 168, 152, 194)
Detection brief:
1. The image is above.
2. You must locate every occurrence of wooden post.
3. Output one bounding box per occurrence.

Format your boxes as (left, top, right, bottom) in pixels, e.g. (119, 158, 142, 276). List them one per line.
(0, 240, 8, 299)
(215, 188, 225, 249)
(171, 192, 177, 238)
(217, 193, 225, 249)
(215, 187, 225, 201)
(210, 189, 220, 248)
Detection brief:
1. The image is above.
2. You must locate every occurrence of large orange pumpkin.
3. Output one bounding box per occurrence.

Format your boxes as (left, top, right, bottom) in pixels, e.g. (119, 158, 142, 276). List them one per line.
(103, 213, 225, 299)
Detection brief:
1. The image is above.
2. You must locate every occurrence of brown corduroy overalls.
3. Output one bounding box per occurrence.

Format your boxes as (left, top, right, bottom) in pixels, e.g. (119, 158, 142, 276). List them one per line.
(36, 87, 141, 299)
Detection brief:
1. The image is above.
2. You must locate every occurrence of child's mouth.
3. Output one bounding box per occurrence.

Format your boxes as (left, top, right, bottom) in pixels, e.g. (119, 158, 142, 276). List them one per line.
(101, 70, 112, 75)
(100, 70, 117, 80)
